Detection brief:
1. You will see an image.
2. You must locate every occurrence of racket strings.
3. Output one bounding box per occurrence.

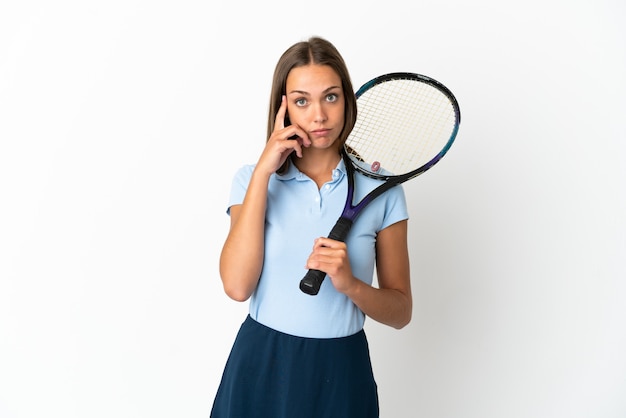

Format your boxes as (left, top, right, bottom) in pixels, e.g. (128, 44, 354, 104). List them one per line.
(346, 78, 457, 177)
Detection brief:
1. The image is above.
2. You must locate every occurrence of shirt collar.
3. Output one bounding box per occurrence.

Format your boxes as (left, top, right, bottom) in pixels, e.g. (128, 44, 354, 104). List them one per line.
(276, 157, 348, 182)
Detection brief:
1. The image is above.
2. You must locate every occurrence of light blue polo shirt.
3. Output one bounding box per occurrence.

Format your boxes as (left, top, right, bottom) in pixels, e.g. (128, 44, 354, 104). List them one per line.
(227, 158, 408, 338)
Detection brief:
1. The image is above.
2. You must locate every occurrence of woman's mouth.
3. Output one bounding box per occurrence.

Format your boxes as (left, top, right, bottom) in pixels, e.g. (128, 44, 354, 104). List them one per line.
(310, 128, 331, 137)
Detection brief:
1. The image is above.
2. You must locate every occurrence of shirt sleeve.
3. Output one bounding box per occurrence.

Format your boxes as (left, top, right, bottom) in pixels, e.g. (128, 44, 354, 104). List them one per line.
(226, 164, 255, 215)
(380, 184, 409, 231)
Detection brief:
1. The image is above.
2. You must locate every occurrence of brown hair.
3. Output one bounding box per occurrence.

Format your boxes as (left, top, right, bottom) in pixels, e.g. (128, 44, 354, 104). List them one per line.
(267, 37, 357, 174)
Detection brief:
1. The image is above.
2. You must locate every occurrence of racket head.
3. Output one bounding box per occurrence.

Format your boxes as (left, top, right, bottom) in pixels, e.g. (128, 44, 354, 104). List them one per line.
(345, 72, 460, 180)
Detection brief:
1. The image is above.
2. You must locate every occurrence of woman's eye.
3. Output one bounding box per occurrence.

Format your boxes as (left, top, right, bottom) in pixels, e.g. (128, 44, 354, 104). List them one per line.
(295, 98, 307, 106)
(326, 93, 338, 103)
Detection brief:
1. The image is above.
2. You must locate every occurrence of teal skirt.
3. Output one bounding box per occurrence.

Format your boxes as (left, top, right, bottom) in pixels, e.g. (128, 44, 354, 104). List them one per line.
(210, 315, 379, 418)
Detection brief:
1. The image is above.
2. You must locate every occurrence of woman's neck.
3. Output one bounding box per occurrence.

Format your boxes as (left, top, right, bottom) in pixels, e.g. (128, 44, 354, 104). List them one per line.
(293, 149, 342, 189)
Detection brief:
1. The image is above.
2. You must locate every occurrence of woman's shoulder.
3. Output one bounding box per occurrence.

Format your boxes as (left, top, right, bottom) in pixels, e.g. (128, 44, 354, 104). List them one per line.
(232, 163, 256, 180)
(235, 163, 257, 173)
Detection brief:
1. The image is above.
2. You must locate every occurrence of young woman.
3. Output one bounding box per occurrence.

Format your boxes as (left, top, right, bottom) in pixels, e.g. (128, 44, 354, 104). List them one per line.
(211, 36, 412, 418)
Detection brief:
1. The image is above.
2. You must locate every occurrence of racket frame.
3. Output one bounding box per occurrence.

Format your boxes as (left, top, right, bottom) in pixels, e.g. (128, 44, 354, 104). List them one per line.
(299, 72, 460, 295)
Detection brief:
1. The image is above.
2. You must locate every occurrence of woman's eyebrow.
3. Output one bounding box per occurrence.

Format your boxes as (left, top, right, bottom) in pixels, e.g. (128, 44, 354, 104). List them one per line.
(287, 85, 341, 95)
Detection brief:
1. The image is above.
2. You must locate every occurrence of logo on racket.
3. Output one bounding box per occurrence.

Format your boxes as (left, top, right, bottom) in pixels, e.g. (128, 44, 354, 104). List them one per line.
(371, 161, 381, 172)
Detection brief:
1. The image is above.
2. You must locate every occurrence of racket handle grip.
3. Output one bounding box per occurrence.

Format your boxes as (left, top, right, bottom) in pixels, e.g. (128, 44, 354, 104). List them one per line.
(299, 269, 326, 295)
(299, 217, 354, 295)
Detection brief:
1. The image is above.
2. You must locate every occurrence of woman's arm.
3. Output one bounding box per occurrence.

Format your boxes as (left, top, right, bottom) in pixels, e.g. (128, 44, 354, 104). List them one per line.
(307, 220, 412, 329)
(219, 96, 310, 302)
(349, 220, 412, 328)
(218, 169, 271, 302)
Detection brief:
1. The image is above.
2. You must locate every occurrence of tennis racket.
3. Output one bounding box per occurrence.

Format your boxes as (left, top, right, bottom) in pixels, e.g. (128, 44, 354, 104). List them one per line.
(299, 72, 461, 295)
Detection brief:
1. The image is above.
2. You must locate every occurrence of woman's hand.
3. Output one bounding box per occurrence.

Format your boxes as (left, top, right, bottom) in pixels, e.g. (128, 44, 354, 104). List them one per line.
(256, 96, 311, 175)
(305, 237, 358, 294)
(306, 221, 412, 330)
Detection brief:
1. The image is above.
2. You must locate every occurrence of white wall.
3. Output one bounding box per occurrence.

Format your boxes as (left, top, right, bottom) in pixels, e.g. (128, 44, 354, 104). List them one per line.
(1, 1, 624, 417)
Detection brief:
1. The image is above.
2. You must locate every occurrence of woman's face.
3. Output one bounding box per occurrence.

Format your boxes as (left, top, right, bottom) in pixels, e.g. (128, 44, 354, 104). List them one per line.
(285, 64, 345, 151)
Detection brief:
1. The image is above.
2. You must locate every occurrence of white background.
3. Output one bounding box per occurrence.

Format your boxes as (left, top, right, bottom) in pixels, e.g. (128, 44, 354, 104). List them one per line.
(1, 1, 625, 417)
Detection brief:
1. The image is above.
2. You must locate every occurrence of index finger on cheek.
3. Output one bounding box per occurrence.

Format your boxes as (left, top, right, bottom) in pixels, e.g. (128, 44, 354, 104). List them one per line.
(274, 96, 288, 128)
